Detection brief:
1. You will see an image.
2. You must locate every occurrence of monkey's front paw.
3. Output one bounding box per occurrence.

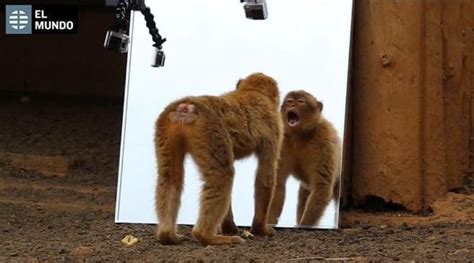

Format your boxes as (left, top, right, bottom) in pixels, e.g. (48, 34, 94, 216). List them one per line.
(250, 224, 276, 236)
(157, 232, 185, 245)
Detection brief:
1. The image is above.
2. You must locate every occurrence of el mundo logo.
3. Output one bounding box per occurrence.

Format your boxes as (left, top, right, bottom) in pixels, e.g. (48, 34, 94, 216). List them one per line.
(6, 5, 32, 34)
(10, 10, 29, 29)
(5, 5, 78, 35)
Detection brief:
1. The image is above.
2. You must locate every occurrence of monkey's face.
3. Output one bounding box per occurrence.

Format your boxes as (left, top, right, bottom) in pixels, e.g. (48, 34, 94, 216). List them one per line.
(281, 91, 322, 133)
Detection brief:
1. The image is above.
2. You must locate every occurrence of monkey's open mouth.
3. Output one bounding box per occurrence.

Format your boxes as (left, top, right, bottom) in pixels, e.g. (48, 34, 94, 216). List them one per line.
(287, 111, 300, 127)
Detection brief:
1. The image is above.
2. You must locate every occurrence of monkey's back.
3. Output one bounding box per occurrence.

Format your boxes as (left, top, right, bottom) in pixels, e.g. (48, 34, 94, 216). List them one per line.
(221, 92, 282, 159)
(157, 91, 281, 160)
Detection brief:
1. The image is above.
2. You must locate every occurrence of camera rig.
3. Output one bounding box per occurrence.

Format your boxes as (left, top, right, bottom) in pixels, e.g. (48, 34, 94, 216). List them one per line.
(241, 0, 268, 20)
(104, 0, 268, 68)
(104, 0, 166, 67)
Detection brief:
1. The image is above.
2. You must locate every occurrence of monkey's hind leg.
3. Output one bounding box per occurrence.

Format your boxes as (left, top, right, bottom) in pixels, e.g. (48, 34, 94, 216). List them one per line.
(296, 185, 310, 224)
(190, 129, 244, 246)
(298, 182, 333, 227)
(155, 130, 186, 245)
(267, 181, 286, 225)
(268, 167, 291, 225)
(221, 204, 239, 235)
(250, 140, 280, 236)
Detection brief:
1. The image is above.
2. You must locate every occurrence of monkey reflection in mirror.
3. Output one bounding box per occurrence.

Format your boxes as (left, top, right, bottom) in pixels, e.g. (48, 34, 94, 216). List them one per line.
(268, 90, 341, 227)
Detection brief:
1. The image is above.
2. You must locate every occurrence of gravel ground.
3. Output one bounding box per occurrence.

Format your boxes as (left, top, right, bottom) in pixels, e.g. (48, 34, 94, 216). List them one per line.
(0, 96, 472, 261)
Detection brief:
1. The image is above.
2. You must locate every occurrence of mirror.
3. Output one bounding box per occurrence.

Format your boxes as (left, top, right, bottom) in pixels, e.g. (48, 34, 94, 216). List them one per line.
(116, 0, 353, 229)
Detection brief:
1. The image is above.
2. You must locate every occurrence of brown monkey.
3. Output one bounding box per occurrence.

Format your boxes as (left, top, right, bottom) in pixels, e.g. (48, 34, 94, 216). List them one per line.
(268, 90, 341, 227)
(154, 73, 283, 246)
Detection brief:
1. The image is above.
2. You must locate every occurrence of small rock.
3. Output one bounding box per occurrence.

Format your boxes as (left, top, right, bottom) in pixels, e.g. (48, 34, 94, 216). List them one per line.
(342, 228, 360, 234)
(453, 248, 469, 255)
(401, 222, 412, 230)
(362, 224, 371, 230)
(241, 230, 254, 239)
(9, 252, 18, 257)
(421, 210, 431, 217)
(204, 245, 216, 250)
(70, 246, 94, 258)
(121, 235, 139, 246)
(380, 225, 387, 229)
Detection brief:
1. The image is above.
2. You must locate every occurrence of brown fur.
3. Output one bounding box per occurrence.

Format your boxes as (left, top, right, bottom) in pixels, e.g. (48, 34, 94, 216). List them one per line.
(154, 73, 283, 246)
(268, 90, 341, 226)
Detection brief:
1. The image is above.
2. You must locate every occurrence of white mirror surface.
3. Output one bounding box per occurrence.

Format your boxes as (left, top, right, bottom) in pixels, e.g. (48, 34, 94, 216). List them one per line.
(116, 0, 353, 229)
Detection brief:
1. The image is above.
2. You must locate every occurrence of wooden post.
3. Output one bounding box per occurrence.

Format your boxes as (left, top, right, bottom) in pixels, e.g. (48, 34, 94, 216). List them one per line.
(440, 0, 473, 191)
(351, 0, 474, 212)
(352, 0, 425, 212)
(421, 0, 448, 211)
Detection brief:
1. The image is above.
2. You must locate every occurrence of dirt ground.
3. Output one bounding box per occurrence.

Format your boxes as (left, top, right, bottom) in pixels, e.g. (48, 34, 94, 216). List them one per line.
(0, 96, 473, 262)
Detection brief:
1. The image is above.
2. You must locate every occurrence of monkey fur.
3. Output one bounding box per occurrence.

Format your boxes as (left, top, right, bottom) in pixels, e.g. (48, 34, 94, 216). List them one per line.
(154, 73, 283, 246)
(268, 90, 341, 227)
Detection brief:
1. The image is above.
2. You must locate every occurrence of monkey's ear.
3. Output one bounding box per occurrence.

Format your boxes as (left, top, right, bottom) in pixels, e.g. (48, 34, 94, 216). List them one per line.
(235, 79, 242, 89)
(280, 103, 286, 111)
(318, 101, 323, 112)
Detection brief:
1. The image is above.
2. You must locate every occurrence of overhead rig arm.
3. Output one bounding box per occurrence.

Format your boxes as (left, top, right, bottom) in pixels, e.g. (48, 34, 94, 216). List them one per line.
(104, 0, 166, 67)
(104, 0, 269, 68)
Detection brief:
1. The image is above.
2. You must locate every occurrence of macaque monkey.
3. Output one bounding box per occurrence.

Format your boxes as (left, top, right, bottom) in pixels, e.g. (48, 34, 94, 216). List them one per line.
(268, 90, 341, 226)
(154, 73, 283, 246)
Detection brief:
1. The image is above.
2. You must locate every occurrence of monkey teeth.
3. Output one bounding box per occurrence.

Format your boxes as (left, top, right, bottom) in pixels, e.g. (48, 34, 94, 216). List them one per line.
(287, 112, 300, 127)
(288, 120, 300, 127)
